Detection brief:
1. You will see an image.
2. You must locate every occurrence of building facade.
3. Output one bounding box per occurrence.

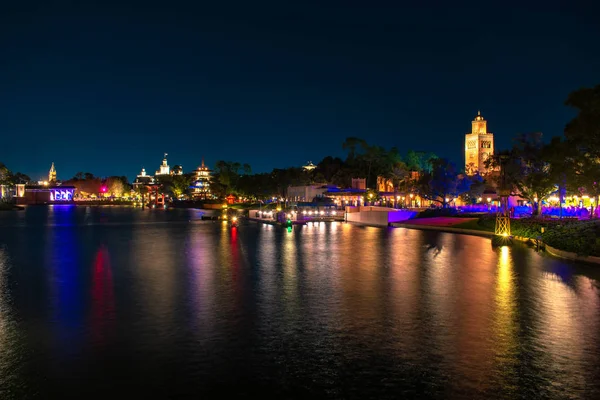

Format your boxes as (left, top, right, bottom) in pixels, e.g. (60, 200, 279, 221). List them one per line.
(133, 168, 155, 188)
(49, 162, 57, 182)
(191, 160, 212, 199)
(156, 153, 170, 176)
(465, 111, 494, 175)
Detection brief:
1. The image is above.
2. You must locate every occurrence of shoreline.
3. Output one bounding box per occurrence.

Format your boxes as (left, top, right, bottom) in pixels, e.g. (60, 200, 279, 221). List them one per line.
(392, 220, 600, 265)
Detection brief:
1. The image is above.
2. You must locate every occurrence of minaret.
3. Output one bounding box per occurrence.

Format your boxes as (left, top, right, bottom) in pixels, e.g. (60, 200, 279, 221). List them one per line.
(465, 111, 494, 175)
(49, 162, 57, 182)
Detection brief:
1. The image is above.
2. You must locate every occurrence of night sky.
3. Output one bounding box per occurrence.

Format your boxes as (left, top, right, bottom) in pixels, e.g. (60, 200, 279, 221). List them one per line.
(1, 1, 599, 181)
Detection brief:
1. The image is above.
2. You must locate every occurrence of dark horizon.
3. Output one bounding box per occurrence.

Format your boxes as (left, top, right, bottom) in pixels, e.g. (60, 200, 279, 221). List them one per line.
(1, 1, 599, 181)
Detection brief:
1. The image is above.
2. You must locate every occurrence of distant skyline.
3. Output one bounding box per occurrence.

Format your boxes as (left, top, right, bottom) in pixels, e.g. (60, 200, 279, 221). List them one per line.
(1, 1, 599, 181)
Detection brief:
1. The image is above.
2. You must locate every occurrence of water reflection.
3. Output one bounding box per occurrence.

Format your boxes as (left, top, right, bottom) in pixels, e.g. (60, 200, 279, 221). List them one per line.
(0, 208, 599, 398)
(491, 246, 519, 394)
(90, 246, 115, 347)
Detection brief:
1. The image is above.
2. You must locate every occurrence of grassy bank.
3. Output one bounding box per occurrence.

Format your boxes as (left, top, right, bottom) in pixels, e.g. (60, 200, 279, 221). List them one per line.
(413, 208, 600, 257)
(461, 215, 600, 257)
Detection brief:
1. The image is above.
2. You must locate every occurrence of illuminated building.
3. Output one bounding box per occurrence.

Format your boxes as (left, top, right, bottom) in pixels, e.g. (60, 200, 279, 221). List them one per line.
(465, 111, 495, 175)
(49, 162, 57, 182)
(133, 168, 155, 188)
(302, 161, 317, 171)
(191, 159, 212, 199)
(16, 185, 75, 204)
(155, 153, 170, 176)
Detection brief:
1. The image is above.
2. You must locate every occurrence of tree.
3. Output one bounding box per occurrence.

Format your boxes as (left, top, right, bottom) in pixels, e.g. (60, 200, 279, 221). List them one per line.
(405, 150, 437, 173)
(0, 162, 12, 186)
(459, 173, 485, 204)
(564, 85, 600, 217)
(564, 84, 600, 159)
(499, 132, 557, 216)
(11, 172, 31, 184)
(106, 176, 126, 197)
(342, 137, 367, 160)
(170, 174, 193, 198)
(417, 158, 469, 207)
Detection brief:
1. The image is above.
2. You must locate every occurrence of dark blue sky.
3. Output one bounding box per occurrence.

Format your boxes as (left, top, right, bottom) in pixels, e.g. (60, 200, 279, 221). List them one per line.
(1, 1, 599, 181)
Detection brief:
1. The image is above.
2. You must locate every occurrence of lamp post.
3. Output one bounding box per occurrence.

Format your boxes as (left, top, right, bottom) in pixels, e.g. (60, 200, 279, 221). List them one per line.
(493, 154, 512, 244)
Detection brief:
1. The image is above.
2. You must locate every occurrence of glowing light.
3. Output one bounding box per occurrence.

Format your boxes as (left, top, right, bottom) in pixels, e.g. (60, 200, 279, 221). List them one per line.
(331, 210, 336, 215)
(534, 197, 538, 202)
(309, 211, 313, 215)
(445, 197, 449, 202)
(487, 197, 492, 202)
(320, 211, 325, 215)
(232, 216, 238, 222)
(478, 197, 482, 201)
(410, 194, 414, 198)
(286, 213, 291, 218)
(302, 210, 307, 214)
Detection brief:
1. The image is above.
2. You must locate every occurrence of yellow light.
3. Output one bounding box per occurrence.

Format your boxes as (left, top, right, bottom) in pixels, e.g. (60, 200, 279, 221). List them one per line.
(502, 233, 508, 237)
(232, 216, 237, 222)
(276, 207, 281, 212)
(487, 197, 491, 202)
(445, 197, 449, 202)
(369, 193, 373, 199)
(410, 194, 414, 198)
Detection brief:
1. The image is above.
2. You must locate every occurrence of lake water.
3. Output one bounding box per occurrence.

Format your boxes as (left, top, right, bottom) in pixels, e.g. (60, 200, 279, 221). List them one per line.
(1, 206, 599, 399)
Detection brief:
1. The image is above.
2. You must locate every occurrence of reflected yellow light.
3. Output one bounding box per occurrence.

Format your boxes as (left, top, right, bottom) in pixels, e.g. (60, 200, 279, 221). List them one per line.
(493, 246, 518, 374)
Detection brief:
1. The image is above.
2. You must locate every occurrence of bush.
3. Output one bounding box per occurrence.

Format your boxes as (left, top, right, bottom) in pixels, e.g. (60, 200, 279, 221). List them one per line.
(541, 220, 600, 257)
(478, 216, 600, 257)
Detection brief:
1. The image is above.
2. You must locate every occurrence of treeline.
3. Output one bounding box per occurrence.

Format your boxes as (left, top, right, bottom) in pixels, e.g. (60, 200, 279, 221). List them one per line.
(0, 163, 30, 186)
(209, 141, 442, 200)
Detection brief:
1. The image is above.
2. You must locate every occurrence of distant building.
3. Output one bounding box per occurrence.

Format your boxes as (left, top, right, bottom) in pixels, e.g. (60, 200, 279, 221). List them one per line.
(16, 185, 75, 205)
(133, 168, 155, 188)
(465, 111, 495, 175)
(351, 178, 366, 190)
(287, 184, 329, 202)
(377, 176, 394, 193)
(302, 161, 317, 171)
(49, 162, 57, 182)
(155, 153, 170, 176)
(191, 159, 212, 199)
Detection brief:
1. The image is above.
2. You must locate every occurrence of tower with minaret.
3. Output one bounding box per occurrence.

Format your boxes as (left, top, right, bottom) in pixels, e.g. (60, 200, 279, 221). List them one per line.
(465, 111, 494, 175)
(49, 162, 57, 183)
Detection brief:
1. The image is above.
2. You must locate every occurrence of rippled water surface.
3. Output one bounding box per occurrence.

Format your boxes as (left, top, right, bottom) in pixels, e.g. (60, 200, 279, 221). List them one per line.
(1, 206, 599, 399)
